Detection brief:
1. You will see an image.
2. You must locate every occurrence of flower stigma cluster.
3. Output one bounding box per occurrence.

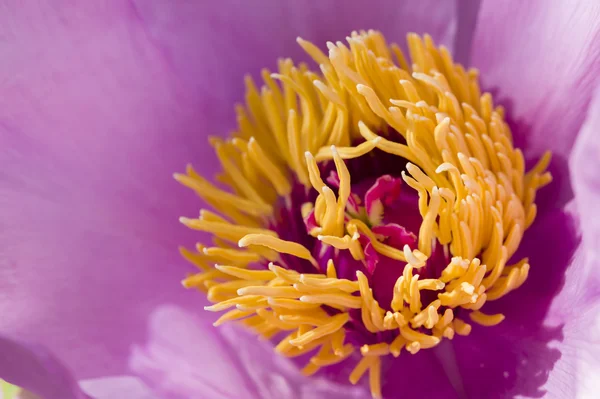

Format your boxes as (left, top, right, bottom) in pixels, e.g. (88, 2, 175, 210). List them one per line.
(175, 31, 551, 398)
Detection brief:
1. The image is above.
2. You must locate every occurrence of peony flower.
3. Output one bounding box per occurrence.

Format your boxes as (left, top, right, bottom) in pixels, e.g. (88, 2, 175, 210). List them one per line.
(1, 1, 599, 398)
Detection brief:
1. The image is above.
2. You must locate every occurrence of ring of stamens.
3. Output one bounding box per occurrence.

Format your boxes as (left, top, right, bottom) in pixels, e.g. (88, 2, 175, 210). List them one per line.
(176, 30, 551, 399)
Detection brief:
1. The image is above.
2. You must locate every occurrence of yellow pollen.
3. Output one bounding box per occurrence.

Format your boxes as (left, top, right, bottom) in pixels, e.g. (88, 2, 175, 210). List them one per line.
(176, 30, 551, 398)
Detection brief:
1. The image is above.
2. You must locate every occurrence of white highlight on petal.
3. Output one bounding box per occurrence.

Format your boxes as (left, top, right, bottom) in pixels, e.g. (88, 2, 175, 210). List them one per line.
(79, 376, 158, 399)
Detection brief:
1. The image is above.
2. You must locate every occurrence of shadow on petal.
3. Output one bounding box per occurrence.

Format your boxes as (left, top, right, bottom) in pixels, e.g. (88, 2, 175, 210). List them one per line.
(451, 205, 578, 398)
(490, 92, 576, 210)
(0, 334, 88, 399)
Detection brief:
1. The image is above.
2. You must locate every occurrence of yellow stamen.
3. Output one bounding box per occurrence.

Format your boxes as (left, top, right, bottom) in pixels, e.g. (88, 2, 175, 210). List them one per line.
(267, 297, 321, 310)
(247, 137, 292, 196)
(369, 357, 383, 399)
(299, 293, 362, 309)
(279, 313, 329, 326)
(453, 318, 472, 336)
(214, 265, 275, 281)
(314, 138, 381, 162)
(213, 309, 254, 326)
(181, 269, 228, 289)
(174, 173, 272, 217)
(326, 259, 337, 278)
(399, 326, 440, 348)
(239, 234, 319, 268)
(203, 247, 262, 265)
(301, 362, 321, 377)
(349, 356, 375, 385)
(361, 343, 390, 357)
(469, 310, 505, 326)
(237, 286, 302, 298)
(179, 217, 276, 243)
(311, 344, 354, 366)
(204, 295, 263, 312)
(299, 274, 359, 293)
(289, 313, 350, 346)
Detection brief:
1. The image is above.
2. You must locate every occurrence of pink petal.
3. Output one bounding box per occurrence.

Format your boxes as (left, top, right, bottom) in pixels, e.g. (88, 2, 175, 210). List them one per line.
(370, 224, 416, 258)
(364, 176, 403, 223)
(0, 334, 87, 399)
(130, 0, 471, 113)
(547, 85, 600, 397)
(471, 0, 600, 161)
(79, 376, 159, 399)
(129, 305, 369, 399)
(0, 1, 209, 379)
(570, 88, 600, 298)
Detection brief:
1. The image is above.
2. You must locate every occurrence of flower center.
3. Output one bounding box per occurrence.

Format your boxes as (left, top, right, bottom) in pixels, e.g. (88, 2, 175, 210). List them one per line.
(175, 31, 551, 399)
